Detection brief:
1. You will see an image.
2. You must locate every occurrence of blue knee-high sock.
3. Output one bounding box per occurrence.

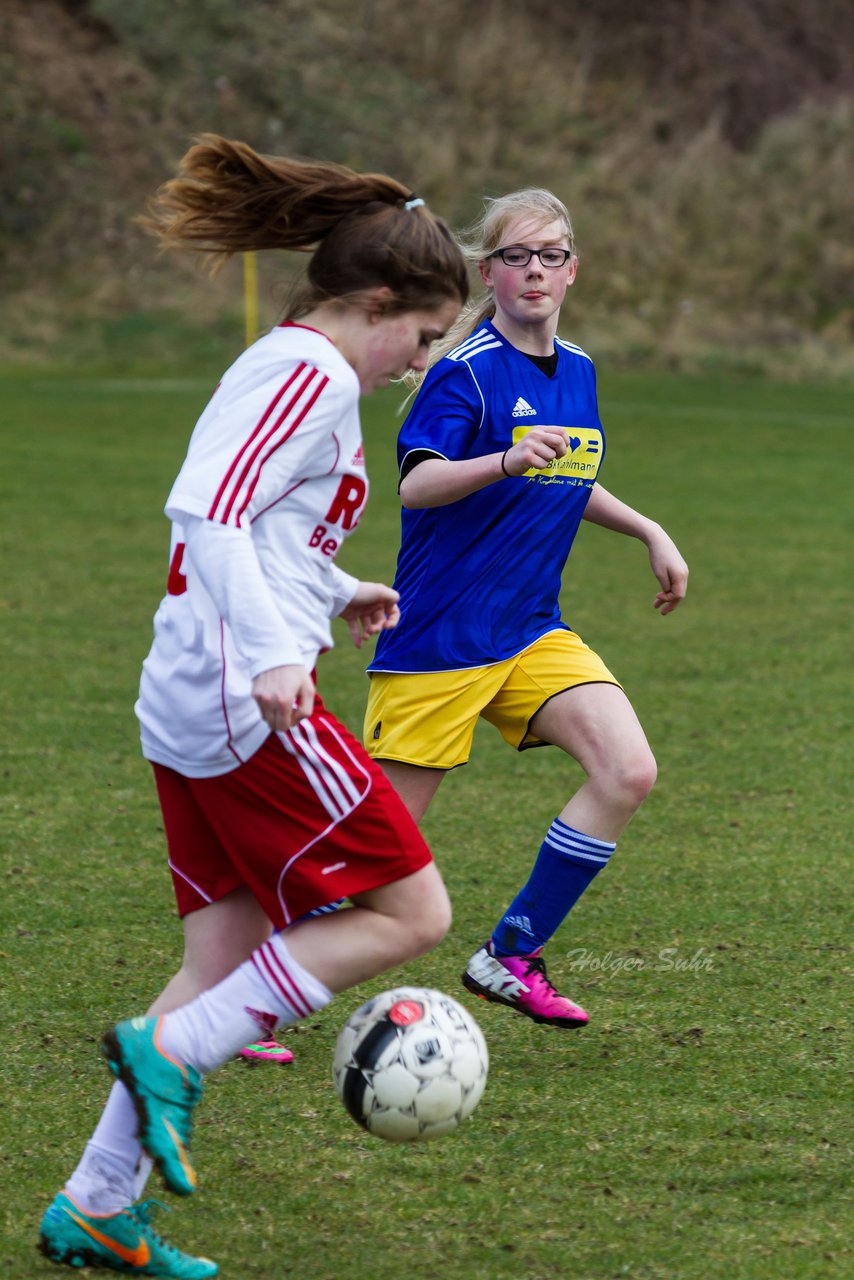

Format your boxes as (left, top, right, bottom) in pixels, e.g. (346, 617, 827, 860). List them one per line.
(491, 818, 616, 956)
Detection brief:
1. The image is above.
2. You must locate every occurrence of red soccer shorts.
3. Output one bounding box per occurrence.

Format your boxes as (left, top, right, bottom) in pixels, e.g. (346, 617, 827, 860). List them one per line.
(153, 700, 432, 929)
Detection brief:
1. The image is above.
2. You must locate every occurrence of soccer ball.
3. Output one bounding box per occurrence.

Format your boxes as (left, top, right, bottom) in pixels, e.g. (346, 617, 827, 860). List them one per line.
(332, 987, 488, 1142)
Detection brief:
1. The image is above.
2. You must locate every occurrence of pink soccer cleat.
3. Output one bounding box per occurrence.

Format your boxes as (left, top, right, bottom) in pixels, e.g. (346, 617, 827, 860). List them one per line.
(237, 1040, 295, 1065)
(462, 940, 589, 1028)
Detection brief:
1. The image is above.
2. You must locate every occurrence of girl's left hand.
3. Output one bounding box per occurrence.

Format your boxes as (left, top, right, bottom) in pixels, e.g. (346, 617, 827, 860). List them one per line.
(648, 531, 689, 615)
(340, 582, 401, 647)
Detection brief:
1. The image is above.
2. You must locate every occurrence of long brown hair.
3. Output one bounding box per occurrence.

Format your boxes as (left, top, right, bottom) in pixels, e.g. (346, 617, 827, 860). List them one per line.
(140, 134, 469, 317)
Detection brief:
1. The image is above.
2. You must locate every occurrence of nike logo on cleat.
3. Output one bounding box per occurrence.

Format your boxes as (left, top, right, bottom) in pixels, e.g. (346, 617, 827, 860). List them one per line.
(66, 1209, 151, 1267)
(467, 951, 529, 996)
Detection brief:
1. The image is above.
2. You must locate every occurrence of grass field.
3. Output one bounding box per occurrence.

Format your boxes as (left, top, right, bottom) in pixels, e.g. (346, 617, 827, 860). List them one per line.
(1, 366, 852, 1279)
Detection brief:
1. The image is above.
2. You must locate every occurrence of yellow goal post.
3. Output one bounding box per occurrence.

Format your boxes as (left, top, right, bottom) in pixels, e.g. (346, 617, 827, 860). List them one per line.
(243, 251, 259, 348)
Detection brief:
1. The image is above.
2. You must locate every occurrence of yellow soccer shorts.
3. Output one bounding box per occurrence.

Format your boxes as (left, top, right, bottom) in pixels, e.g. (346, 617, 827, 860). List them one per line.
(364, 628, 621, 770)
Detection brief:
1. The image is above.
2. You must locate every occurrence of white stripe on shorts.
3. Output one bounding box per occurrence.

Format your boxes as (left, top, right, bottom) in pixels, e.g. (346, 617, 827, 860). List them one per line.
(279, 720, 364, 819)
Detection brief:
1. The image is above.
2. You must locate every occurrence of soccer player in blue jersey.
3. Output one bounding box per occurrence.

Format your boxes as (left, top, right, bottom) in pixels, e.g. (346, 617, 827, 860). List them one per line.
(364, 188, 689, 1028)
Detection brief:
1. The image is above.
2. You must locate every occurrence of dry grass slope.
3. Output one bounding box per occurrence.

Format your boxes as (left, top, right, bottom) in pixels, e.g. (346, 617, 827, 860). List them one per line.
(2, 0, 852, 377)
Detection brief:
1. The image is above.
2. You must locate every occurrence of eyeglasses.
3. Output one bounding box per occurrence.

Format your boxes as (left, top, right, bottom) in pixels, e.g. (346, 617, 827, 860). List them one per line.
(487, 246, 573, 268)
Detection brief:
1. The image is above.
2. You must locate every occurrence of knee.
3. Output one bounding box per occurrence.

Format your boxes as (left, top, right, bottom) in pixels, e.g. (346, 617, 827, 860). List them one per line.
(600, 746, 656, 812)
(620, 748, 658, 807)
(403, 884, 452, 959)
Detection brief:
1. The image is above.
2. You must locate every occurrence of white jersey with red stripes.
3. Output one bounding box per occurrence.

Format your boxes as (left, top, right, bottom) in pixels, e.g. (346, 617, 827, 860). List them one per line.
(136, 323, 368, 777)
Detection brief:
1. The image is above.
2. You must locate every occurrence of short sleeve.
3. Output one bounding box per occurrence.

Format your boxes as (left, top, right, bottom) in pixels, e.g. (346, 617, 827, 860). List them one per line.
(397, 360, 483, 474)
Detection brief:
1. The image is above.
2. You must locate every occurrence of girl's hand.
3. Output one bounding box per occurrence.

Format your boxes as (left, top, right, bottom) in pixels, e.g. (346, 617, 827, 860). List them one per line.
(252, 664, 315, 730)
(647, 530, 689, 614)
(340, 582, 401, 648)
(503, 426, 569, 475)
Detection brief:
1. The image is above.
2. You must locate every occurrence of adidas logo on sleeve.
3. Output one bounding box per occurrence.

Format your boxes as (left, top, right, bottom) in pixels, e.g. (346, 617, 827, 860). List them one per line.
(511, 397, 537, 417)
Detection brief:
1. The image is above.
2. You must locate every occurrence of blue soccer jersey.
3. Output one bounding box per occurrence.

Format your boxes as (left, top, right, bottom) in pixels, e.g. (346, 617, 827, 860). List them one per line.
(369, 320, 605, 673)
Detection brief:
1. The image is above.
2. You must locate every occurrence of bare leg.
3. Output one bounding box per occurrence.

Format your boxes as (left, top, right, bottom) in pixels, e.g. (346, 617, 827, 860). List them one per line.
(155, 865, 451, 1030)
(531, 683, 657, 840)
(148, 888, 273, 1016)
(140, 864, 452, 1079)
(377, 760, 446, 823)
(284, 861, 451, 991)
(379, 686, 655, 846)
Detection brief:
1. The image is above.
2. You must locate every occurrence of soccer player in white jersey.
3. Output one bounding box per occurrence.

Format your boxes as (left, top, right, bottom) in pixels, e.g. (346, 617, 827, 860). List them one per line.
(39, 135, 467, 1278)
(365, 189, 689, 1029)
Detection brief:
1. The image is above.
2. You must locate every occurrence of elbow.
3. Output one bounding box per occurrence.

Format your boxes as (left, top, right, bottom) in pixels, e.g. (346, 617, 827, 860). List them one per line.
(399, 480, 428, 510)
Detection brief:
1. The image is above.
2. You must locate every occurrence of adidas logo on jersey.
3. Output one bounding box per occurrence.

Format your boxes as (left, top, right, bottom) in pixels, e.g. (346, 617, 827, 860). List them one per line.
(511, 397, 537, 417)
(350, 444, 365, 466)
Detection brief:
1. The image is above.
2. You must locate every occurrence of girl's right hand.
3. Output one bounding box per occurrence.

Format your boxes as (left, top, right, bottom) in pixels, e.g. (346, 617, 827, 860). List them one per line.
(503, 426, 569, 475)
(252, 664, 315, 731)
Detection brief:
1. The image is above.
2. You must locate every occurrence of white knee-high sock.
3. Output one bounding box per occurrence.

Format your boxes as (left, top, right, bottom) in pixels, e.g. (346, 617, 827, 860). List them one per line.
(64, 1082, 149, 1215)
(157, 933, 332, 1074)
(62, 938, 328, 1214)
(132, 1153, 154, 1200)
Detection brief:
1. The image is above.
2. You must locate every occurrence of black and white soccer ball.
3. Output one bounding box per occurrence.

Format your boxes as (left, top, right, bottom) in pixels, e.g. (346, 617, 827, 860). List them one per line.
(333, 987, 489, 1142)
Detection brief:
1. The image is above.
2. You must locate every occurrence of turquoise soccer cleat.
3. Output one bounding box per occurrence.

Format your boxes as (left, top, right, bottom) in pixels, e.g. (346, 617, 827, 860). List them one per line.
(102, 1017, 202, 1197)
(38, 1191, 217, 1277)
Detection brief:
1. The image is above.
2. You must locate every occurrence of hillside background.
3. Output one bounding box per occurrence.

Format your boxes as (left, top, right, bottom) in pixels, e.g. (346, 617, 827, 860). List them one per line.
(2, 0, 853, 378)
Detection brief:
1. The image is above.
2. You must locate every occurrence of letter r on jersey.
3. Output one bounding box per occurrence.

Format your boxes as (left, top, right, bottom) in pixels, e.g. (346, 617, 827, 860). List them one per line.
(324, 476, 367, 530)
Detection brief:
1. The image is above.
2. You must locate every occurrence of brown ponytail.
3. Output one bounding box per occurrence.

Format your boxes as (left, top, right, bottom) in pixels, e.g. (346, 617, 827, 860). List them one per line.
(141, 134, 469, 316)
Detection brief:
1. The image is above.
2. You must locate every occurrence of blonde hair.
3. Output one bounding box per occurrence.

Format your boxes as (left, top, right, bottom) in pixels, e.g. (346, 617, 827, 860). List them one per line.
(140, 134, 469, 317)
(415, 188, 576, 377)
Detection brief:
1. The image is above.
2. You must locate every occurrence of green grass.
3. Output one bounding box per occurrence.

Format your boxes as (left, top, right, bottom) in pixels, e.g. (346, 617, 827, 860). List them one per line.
(1, 368, 852, 1279)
